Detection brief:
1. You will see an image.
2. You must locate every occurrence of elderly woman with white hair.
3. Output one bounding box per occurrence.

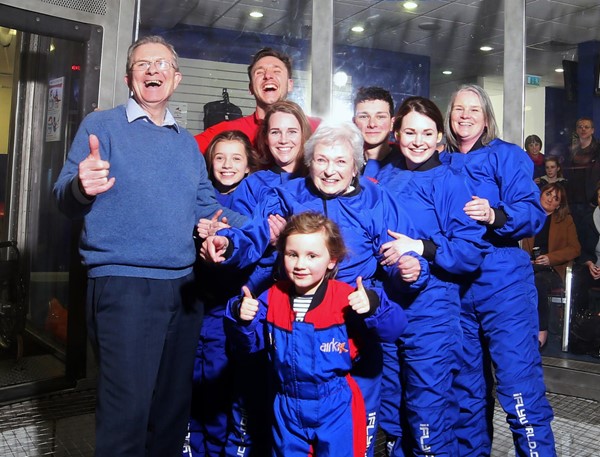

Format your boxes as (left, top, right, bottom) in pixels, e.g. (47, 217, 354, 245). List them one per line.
(202, 120, 428, 456)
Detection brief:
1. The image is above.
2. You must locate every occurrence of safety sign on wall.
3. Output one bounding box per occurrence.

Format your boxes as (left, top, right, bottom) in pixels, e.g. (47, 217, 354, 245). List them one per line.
(46, 77, 64, 142)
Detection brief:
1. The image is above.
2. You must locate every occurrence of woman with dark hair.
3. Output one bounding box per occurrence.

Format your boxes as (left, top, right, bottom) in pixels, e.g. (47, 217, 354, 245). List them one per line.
(524, 134, 545, 179)
(442, 84, 556, 456)
(521, 183, 581, 348)
(375, 96, 488, 456)
(253, 99, 311, 173)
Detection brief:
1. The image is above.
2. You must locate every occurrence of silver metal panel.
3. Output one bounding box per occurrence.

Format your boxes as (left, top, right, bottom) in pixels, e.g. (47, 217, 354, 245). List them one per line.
(503, 0, 525, 146)
(311, 0, 333, 118)
(0, 0, 135, 109)
(41, 0, 107, 15)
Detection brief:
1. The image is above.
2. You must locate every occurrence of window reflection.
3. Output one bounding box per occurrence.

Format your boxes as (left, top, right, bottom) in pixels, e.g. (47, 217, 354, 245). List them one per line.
(142, 0, 600, 364)
(137, 0, 600, 362)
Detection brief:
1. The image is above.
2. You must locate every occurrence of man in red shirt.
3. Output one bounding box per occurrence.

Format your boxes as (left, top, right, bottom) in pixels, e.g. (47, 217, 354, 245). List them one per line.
(195, 48, 319, 154)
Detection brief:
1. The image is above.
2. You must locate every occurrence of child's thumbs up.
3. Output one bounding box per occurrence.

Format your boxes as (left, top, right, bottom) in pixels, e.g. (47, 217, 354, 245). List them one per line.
(348, 276, 369, 315)
(239, 286, 258, 321)
(242, 285, 253, 299)
(356, 276, 364, 291)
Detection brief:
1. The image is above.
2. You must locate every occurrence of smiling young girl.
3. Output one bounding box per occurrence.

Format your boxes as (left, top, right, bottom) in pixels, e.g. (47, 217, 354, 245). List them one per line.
(226, 211, 407, 457)
(186, 130, 258, 457)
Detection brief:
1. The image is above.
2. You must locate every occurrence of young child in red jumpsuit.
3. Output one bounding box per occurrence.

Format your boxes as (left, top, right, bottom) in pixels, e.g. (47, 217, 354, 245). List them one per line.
(225, 211, 407, 457)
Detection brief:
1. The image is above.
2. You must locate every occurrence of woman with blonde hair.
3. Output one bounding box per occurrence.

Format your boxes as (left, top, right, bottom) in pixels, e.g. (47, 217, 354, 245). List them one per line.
(442, 84, 556, 456)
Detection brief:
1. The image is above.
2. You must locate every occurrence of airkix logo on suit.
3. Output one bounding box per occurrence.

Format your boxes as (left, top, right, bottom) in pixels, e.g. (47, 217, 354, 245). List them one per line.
(320, 338, 349, 353)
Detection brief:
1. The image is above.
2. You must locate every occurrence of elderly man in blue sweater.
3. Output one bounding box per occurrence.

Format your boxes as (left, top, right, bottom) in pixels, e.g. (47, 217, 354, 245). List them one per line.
(53, 35, 244, 457)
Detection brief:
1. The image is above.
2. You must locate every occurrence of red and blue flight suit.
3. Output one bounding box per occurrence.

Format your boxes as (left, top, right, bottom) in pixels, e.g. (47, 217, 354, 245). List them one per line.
(225, 278, 408, 457)
(222, 167, 303, 457)
(442, 138, 557, 456)
(218, 175, 429, 456)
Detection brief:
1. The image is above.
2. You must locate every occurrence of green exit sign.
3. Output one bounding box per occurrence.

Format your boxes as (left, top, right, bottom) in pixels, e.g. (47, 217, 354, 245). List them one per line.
(527, 75, 541, 86)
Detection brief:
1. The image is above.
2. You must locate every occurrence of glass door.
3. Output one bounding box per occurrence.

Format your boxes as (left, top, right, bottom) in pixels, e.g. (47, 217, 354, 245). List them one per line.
(0, 10, 101, 400)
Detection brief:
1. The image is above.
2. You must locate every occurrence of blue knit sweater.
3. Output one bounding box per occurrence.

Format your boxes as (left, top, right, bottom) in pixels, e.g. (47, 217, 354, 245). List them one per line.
(54, 104, 245, 279)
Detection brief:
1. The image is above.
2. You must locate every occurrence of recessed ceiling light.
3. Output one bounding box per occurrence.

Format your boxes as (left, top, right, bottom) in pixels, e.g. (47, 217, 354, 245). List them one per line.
(249, 11, 263, 18)
(351, 25, 364, 33)
(403, 1, 418, 10)
(442, 70, 453, 75)
(555, 67, 564, 73)
(480, 46, 493, 52)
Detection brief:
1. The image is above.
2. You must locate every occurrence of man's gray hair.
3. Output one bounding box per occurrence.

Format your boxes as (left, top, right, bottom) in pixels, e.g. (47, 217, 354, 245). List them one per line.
(126, 35, 179, 73)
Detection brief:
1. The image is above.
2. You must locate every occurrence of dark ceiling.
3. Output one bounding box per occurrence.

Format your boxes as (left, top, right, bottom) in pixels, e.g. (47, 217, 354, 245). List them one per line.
(140, 0, 600, 89)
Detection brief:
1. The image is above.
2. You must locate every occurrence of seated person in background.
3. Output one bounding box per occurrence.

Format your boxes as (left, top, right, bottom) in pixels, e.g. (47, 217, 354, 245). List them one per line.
(535, 156, 567, 187)
(522, 183, 581, 348)
(573, 182, 600, 313)
(525, 134, 545, 179)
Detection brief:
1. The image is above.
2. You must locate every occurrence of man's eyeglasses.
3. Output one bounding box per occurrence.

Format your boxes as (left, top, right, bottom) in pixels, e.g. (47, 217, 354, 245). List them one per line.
(130, 59, 176, 72)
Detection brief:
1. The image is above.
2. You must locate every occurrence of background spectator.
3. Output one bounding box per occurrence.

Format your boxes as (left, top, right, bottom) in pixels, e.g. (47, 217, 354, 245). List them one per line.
(525, 134, 545, 179)
(535, 156, 567, 187)
(521, 183, 580, 348)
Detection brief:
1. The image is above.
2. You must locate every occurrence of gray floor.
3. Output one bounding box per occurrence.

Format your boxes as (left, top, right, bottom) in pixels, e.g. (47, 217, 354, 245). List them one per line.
(0, 388, 599, 456)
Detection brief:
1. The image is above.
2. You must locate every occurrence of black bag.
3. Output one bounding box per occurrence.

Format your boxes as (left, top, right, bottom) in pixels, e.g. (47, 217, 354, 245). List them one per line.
(203, 88, 243, 130)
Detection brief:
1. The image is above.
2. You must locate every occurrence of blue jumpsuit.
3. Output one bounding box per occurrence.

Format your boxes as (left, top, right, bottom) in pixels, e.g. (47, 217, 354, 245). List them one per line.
(371, 153, 489, 456)
(219, 176, 429, 456)
(225, 279, 408, 457)
(186, 189, 255, 457)
(442, 138, 557, 456)
(362, 143, 404, 180)
(223, 167, 301, 457)
(230, 168, 303, 293)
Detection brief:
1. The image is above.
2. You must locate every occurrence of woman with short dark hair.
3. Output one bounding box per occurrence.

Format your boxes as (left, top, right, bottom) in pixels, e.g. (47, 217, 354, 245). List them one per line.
(525, 134, 545, 178)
